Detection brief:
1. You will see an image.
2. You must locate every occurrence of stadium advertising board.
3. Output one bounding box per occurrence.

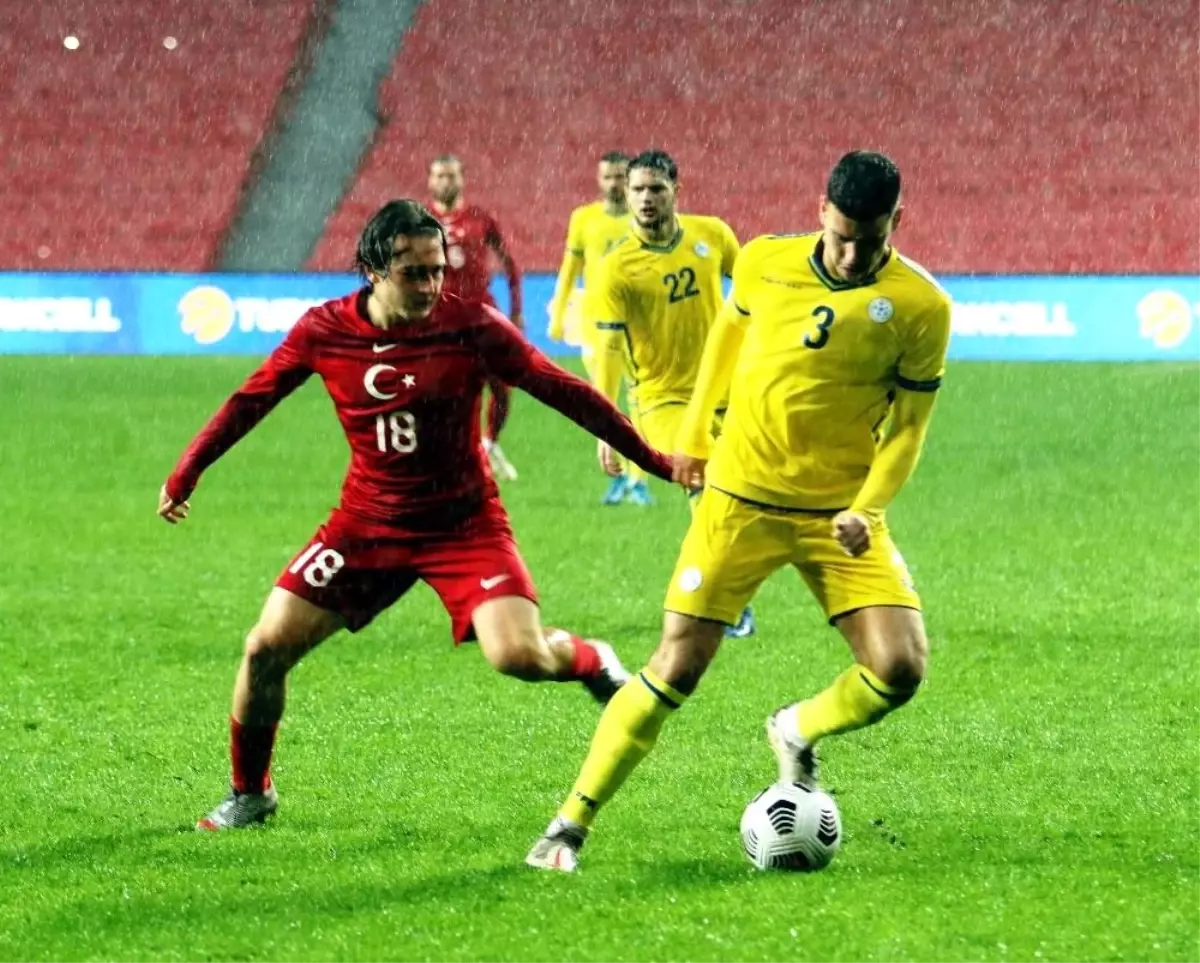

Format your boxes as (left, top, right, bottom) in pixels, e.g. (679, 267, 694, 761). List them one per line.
(0, 272, 1196, 361)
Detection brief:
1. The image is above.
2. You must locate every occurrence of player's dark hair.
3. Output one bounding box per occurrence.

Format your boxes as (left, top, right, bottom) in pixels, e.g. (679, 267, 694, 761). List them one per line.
(354, 199, 445, 280)
(628, 149, 678, 183)
(429, 153, 462, 171)
(600, 151, 629, 166)
(826, 151, 901, 222)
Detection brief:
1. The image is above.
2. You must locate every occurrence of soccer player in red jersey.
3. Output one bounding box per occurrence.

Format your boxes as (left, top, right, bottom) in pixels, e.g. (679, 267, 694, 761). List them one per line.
(158, 200, 675, 831)
(428, 154, 522, 481)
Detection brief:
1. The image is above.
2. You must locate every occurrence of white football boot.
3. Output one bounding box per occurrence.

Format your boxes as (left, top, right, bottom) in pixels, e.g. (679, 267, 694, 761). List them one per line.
(484, 438, 519, 481)
(525, 815, 588, 872)
(766, 706, 820, 790)
(579, 640, 631, 705)
(196, 783, 279, 831)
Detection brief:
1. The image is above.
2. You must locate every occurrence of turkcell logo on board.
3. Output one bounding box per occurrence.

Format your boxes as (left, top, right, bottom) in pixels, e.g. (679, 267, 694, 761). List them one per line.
(941, 277, 1199, 360)
(176, 285, 325, 345)
(0, 295, 122, 332)
(0, 272, 1196, 360)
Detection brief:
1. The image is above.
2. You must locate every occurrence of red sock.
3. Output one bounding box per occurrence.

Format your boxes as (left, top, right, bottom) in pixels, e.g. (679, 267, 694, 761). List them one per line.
(487, 381, 511, 441)
(230, 716, 278, 794)
(568, 636, 602, 679)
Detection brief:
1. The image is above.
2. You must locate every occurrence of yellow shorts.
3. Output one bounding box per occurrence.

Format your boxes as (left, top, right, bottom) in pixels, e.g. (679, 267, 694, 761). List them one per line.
(664, 487, 921, 625)
(633, 400, 724, 454)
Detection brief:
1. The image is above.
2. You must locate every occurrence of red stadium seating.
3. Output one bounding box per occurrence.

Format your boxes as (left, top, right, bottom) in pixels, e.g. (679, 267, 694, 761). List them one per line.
(0, 0, 314, 271)
(311, 0, 1198, 275)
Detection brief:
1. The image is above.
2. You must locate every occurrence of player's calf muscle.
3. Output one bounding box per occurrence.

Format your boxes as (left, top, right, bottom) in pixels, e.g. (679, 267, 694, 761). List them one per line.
(474, 597, 562, 679)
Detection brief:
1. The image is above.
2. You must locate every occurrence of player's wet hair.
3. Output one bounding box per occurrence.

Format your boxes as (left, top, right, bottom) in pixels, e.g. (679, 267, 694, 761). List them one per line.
(429, 153, 462, 171)
(354, 199, 445, 280)
(826, 151, 901, 222)
(600, 151, 629, 166)
(628, 149, 678, 183)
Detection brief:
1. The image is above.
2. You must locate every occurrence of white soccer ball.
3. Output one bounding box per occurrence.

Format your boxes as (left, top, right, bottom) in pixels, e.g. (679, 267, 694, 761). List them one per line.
(740, 783, 842, 871)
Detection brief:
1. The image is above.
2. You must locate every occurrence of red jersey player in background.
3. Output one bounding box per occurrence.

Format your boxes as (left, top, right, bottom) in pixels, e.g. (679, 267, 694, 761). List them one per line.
(428, 154, 522, 481)
(158, 199, 675, 831)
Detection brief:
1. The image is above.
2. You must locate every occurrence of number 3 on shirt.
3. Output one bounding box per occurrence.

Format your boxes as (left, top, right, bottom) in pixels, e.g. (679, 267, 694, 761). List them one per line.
(804, 305, 835, 349)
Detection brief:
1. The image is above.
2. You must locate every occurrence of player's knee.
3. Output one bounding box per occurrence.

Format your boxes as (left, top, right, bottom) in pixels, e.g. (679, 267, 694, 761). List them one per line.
(243, 624, 304, 679)
(868, 629, 928, 696)
(483, 630, 553, 680)
(649, 615, 723, 695)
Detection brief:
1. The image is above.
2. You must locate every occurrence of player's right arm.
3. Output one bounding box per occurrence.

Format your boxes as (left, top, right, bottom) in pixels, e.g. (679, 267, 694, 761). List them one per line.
(159, 320, 315, 520)
(589, 253, 628, 403)
(547, 208, 586, 342)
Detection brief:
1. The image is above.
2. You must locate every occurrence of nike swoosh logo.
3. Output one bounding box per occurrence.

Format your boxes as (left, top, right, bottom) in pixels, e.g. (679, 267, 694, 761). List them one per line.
(372, 343, 396, 353)
(480, 574, 512, 590)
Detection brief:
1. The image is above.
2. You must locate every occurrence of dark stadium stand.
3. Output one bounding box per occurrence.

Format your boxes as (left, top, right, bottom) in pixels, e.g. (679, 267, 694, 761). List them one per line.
(309, 0, 1197, 274)
(0, 0, 315, 271)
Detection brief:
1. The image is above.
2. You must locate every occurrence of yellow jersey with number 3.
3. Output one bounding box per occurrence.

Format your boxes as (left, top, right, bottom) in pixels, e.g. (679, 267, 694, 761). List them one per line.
(709, 232, 952, 510)
(592, 214, 739, 410)
(564, 202, 632, 340)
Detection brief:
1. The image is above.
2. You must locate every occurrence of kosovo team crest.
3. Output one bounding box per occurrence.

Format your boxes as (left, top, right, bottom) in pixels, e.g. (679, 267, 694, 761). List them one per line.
(868, 297, 894, 323)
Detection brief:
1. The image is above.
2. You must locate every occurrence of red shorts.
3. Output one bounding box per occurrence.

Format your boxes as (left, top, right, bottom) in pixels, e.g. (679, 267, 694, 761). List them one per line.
(275, 501, 537, 641)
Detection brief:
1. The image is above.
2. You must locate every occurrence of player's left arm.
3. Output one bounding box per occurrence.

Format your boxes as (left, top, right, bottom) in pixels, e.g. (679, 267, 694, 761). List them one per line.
(718, 220, 741, 277)
(486, 216, 523, 329)
(589, 259, 628, 403)
(477, 307, 674, 481)
(836, 297, 953, 554)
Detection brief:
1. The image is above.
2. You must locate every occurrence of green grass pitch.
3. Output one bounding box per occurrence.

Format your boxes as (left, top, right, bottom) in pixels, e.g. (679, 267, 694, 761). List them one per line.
(1, 357, 1197, 962)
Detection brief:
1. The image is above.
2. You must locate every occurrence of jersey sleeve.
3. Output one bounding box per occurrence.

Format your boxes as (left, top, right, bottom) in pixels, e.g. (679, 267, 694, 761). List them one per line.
(718, 220, 741, 276)
(474, 306, 673, 480)
(565, 207, 586, 255)
(483, 212, 504, 248)
(591, 251, 627, 327)
(725, 237, 760, 324)
(165, 318, 315, 500)
(896, 293, 952, 391)
(484, 212, 523, 318)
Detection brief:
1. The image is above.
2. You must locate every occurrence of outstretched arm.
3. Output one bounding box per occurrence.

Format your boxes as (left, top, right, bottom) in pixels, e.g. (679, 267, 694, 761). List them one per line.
(163, 325, 314, 505)
(479, 311, 673, 481)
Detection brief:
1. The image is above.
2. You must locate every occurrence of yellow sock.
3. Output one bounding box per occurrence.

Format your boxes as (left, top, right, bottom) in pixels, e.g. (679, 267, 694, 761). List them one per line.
(796, 665, 915, 745)
(625, 462, 646, 484)
(559, 668, 686, 828)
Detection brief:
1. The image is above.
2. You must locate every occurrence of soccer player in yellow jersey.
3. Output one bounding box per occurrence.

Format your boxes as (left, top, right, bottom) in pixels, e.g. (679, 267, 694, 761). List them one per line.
(527, 150, 953, 872)
(587, 149, 751, 630)
(547, 152, 639, 505)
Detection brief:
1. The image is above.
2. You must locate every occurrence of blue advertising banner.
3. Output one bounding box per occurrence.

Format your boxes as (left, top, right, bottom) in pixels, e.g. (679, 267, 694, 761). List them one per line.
(0, 271, 1197, 361)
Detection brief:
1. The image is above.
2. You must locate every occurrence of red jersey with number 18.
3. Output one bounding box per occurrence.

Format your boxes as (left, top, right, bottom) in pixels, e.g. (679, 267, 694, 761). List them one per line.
(166, 290, 669, 531)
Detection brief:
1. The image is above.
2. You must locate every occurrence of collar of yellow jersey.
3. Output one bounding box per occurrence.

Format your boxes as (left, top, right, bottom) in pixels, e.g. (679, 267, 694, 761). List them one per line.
(631, 219, 684, 254)
(808, 239, 893, 291)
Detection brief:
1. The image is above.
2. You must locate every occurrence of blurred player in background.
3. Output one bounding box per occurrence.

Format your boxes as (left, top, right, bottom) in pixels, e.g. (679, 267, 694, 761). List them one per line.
(589, 149, 752, 635)
(158, 199, 676, 832)
(428, 154, 522, 480)
(527, 151, 953, 872)
(547, 151, 644, 506)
